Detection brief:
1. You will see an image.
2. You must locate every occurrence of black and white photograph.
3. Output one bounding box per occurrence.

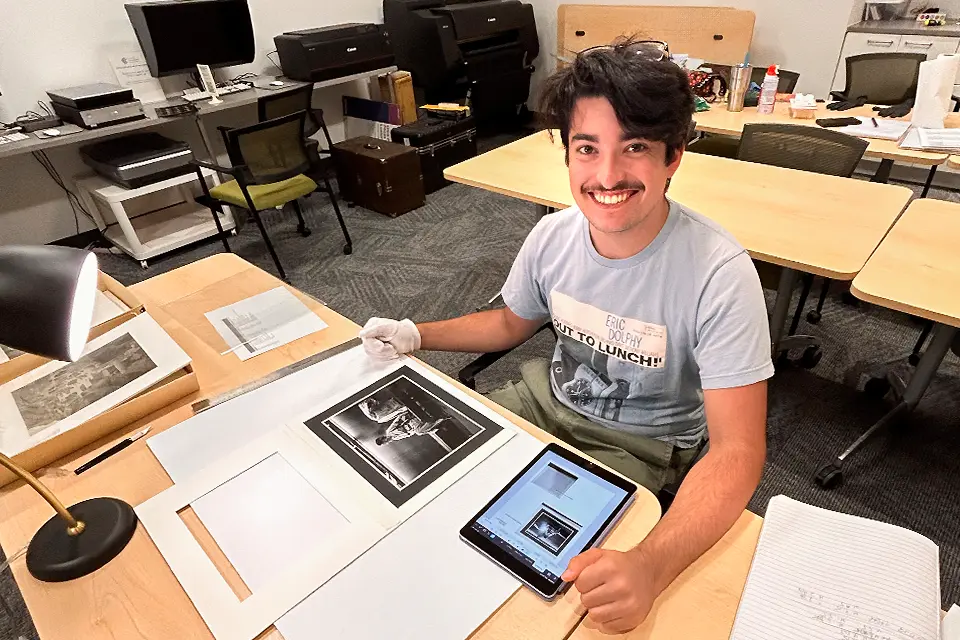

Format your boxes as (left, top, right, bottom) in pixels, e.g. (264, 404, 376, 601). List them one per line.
(305, 365, 503, 508)
(533, 463, 578, 498)
(12, 332, 157, 434)
(522, 506, 580, 555)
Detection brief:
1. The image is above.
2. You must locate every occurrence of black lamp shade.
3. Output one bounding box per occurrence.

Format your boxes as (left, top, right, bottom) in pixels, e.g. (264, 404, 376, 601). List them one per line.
(0, 245, 98, 362)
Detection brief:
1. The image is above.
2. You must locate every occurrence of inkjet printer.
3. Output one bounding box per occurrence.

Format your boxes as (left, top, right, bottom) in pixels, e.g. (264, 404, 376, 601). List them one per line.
(274, 23, 395, 82)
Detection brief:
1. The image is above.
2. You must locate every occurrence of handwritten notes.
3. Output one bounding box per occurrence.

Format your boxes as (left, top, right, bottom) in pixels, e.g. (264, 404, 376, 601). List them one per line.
(730, 496, 940, 640)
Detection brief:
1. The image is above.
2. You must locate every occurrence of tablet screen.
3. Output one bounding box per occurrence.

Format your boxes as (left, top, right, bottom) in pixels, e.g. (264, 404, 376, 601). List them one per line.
(461, 444, 635, 596)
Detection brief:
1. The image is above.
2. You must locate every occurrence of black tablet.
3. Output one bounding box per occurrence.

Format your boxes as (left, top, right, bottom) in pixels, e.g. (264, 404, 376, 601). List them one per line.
(460, 442, 637, 600)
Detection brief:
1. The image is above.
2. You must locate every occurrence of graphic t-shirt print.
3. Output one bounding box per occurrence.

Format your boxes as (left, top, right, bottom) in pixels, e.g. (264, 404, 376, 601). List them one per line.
(549, 291, 667, 422)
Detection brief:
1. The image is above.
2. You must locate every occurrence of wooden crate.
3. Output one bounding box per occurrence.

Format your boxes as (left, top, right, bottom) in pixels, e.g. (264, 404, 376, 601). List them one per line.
(0, 363, 198, 488)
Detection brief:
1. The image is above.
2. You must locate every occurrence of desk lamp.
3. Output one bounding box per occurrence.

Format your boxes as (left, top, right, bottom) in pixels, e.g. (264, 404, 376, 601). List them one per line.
(0, 245, 138, 582)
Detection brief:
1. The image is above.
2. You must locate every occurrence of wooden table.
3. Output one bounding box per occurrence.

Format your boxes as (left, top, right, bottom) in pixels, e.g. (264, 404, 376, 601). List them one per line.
(569, 510, 763, 640)
(693, 102, 956, 195)
(0, 254, 662, 640)
(817, 198, 960, 486)
(444, 130, 913, 357)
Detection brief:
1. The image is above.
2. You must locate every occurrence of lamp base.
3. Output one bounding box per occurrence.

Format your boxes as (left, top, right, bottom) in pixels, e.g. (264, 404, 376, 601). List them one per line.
(26, 497, 137, 582)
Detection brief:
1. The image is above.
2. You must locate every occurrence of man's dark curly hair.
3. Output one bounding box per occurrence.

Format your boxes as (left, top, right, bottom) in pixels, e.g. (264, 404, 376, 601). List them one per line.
(538, 37, 695, 165)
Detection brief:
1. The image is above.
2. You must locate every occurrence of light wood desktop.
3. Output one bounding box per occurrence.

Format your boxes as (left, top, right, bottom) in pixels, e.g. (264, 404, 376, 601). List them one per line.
(0, 254, 661, 640)
(852, 198, 960, 326)
(570, 510, 763, 640)
(693, 102, 956, 166)
(947, 155, 960, 170)
(444, 129, 912, 281)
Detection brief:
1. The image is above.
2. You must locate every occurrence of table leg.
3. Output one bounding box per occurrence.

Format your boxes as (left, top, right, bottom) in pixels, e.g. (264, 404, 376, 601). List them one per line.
(870, 158, 894, 183)
(769, 267, 798, 356)
(920, 165, 938, 198)
(535, 204, 553, 218)
(816, 323, 958, 488)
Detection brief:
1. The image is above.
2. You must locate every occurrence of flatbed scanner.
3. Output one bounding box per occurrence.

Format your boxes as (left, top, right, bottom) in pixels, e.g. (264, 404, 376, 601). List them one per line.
(383, 0, 539, 122)
(274, 23, 395, 82)
(80, 133, 194, 189)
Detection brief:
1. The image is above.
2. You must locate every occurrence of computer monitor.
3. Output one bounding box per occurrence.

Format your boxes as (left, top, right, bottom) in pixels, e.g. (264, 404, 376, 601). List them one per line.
(125, 0, 256, 77)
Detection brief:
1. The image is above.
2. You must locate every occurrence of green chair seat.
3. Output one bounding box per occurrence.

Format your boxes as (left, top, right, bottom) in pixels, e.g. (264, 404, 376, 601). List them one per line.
(210, 174, 317, 210)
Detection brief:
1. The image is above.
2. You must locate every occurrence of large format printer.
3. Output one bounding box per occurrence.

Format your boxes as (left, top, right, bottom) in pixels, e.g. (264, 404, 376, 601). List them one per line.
(383, 0, 538, 123)
(274, 23, 395, 83)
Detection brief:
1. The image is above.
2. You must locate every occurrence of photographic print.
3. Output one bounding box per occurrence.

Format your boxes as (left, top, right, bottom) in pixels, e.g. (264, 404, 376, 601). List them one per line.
(522, 506, 580, 555)
(12, 333, 156, 435)
(305, 365, 503, 508)
(533, 462, 578, 497)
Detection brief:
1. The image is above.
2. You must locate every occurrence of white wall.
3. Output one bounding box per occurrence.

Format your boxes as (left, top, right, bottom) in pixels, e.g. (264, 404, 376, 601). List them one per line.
(528, 0, 858, 102)
(0, 0, 387, 245)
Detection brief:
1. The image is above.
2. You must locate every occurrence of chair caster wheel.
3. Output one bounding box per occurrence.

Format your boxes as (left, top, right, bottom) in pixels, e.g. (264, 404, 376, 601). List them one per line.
(343, 244, 353, 255)
(908, 353, 921, 366)
(298, 226, 312, 237)
(863, 377, 891, 400)
(806, 310, 822, 324)
(140, 261, 149, 270)
(800, 345, 822, 369)
(815, 463, 843, 489)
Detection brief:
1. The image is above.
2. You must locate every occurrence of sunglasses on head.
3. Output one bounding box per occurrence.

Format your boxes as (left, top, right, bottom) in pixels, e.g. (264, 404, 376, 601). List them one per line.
(576, 40, 671, 62)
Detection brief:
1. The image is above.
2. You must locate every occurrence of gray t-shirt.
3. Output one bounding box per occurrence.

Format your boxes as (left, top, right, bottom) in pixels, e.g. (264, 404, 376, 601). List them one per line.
(501, 199, 774, 447)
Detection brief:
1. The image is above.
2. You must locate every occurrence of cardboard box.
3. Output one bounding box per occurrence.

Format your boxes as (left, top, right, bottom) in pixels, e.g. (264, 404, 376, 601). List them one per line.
(0, 363, 198, 487)
(0, 271, 144, 381)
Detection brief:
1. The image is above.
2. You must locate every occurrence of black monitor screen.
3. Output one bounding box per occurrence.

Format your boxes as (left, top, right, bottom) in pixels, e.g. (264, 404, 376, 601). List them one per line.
(126, 0, 255, 77)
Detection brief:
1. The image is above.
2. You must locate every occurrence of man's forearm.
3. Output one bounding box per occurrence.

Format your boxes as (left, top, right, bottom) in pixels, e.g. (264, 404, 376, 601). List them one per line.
(634, 445, 764, 593)
(416, 309, 542, 354)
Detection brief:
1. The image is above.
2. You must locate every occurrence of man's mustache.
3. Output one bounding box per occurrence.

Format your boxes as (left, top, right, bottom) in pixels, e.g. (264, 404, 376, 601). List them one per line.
(581, 181, 645, 193)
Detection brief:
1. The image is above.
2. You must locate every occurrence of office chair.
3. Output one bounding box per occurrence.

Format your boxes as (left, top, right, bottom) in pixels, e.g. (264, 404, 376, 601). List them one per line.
(193, 111, 348, 281)
(736, 123, 869, 367)
(831, 52, 925, 106)
(257, 86, 353, 247)
(686, 68, 801, 159)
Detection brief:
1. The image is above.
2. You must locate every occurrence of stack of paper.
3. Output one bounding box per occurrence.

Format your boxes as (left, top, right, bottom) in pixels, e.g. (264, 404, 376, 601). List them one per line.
(899, 127, 960, 152)
(834, 117, 911, 141)
(730, 495, 941, 640)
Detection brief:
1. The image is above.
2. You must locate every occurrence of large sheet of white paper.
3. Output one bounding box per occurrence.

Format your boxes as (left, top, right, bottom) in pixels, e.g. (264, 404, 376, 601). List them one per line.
(92, 289, 129, 327)
(148, 349, 538, 640)
(148, 346, 400, 483)
(205, 287, 328, 360)
(0, 314, 190, 456)
(274, 433, 541, 640)
(137, 427, 388, 640)
(912, 54, 960, 129)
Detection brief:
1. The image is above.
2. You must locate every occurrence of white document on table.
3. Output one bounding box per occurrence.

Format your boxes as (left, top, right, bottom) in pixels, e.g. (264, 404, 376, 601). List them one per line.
(204, 287, 327, 360)
(92, 290, 128, 327)
(913, 54, 960, 129)
(148, 348, 536, 640)
(835, 117, 910, 141)
(108, 50, 166, 104)
(729, 495, 941, 640)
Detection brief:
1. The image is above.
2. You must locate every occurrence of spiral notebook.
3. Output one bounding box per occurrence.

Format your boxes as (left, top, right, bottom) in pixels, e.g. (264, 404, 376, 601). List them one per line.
(730, 496, 941, 640)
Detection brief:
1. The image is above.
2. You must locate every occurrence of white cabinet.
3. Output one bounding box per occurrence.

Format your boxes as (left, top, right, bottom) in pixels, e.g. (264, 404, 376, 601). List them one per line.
(832, 30, 960, 94)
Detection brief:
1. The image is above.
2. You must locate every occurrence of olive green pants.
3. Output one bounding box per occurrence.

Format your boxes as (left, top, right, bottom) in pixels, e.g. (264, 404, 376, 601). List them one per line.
(486, 359, 700, 493)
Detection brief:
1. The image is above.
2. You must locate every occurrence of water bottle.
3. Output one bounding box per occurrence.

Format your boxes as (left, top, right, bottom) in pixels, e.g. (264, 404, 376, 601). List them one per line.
(757, 65, 779, 115)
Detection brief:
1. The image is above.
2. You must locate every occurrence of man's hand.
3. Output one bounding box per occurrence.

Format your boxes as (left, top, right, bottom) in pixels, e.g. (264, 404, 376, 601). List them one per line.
(359, 317, 421, 360)
(562, 547, 659, 634)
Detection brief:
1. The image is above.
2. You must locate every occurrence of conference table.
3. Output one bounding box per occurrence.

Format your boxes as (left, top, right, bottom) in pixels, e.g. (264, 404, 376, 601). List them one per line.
(443, 129, 913, 360)
(693, 102, 958, 195)
(0, 254, 666, 640)
(818, 198, 960, 485)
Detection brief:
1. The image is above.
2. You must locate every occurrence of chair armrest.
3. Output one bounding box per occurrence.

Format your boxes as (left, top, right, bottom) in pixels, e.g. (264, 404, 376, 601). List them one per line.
(192, 158, 243, 176)
(953, 95, 960, 112)
(828, 91, 846, 101)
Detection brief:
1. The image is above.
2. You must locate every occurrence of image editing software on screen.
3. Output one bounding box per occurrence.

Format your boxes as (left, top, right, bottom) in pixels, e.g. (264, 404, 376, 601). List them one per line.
(472, 450, 628, 584)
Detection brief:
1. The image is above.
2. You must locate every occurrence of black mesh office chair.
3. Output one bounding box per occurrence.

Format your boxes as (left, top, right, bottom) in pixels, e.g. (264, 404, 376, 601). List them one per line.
(193, 111, 348, 281)
(737, 123, 869, 366)
(831, 52, 925, 105)
(687, 68, 801, 159)
(258, 86, 352, 248)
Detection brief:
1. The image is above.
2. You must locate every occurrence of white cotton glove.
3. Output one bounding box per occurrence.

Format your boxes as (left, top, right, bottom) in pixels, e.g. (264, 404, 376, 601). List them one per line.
(359, 317, 421, 361)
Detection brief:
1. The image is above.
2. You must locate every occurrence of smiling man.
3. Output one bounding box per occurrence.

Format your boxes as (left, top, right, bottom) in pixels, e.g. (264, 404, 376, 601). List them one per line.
(359, 39, 773, 632)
